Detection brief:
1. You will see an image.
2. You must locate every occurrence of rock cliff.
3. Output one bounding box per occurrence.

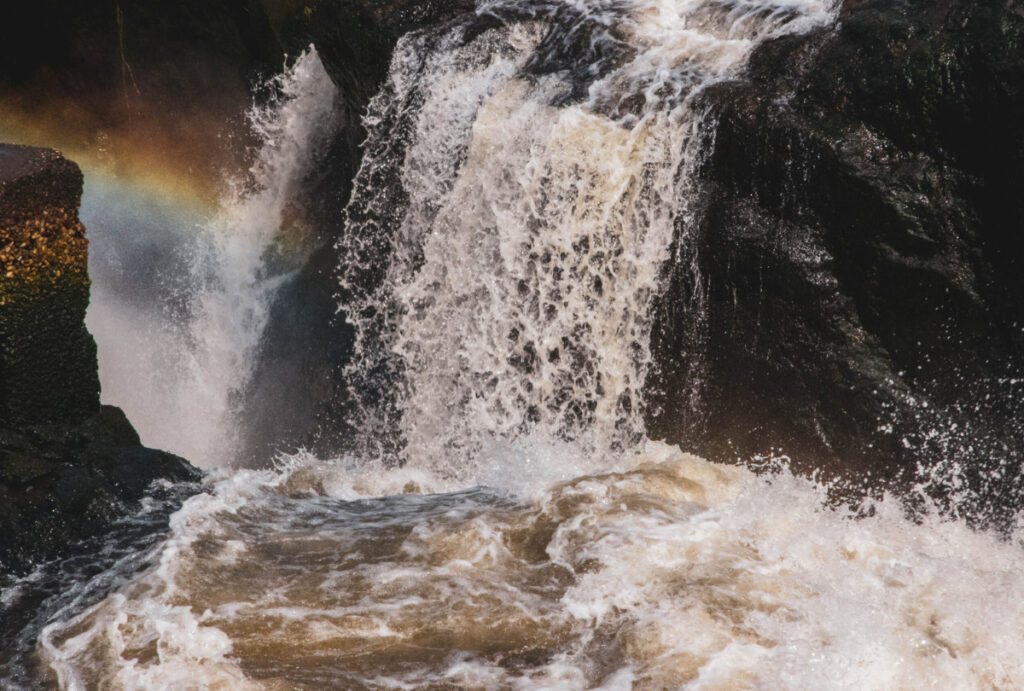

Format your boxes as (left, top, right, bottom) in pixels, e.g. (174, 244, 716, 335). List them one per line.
(647, 0, 1024, 519)
(0, 144, 199, 575)
(58, 0, 1013, 522)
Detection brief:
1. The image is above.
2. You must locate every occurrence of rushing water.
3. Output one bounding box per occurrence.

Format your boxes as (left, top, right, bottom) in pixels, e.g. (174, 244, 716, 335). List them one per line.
(6, 0, 1024, 688)
(337, 0, 839, 471)
(85, 49, 339, 467)
(31, 445, 1024, 689)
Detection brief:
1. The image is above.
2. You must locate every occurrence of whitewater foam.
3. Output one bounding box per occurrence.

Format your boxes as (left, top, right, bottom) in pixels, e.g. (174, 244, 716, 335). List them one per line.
(36, 444, 1024, 689)
(338, 0, 839, 476)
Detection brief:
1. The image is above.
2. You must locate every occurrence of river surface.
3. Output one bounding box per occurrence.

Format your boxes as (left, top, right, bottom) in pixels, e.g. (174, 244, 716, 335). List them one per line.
(22, 443, 1024, 689)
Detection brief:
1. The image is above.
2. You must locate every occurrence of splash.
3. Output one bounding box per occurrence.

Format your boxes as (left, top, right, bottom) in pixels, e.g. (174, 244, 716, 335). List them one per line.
(35, 446, 1024, 689)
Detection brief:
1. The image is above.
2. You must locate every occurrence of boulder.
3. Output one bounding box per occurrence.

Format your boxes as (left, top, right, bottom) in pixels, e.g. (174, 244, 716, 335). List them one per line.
(0, 144, 98, 426)
(0, 406, 199, 574)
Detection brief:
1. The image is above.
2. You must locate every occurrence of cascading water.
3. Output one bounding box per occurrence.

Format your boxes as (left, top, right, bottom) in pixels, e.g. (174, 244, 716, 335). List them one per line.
(8, 2, 1024, 689)
(339, 0, 838, 474)
(86, 49, 338, 466)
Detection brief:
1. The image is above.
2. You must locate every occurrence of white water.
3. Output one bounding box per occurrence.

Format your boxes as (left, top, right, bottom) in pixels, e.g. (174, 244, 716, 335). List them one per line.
(27, 0, 1024, 689)
(339, 0, 838, 475)
(86, 49, 338, 466)
(35, 446, 1024, 689)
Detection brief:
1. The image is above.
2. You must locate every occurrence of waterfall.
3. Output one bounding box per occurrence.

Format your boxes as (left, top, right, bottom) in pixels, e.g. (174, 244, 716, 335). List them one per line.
(87, 49, 339, 466)
(25, 4, 1024, 689)
(338, 0, 839, 475)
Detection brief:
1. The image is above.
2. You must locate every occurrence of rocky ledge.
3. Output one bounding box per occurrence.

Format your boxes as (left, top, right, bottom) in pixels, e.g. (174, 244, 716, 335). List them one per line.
(0, 144, 199, 576)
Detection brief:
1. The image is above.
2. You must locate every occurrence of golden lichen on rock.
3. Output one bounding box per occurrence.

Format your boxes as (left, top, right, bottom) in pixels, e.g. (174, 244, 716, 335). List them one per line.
(0, 143, 200, 576)
(0, 143, 99, 426)
(0, 206, 90, 302)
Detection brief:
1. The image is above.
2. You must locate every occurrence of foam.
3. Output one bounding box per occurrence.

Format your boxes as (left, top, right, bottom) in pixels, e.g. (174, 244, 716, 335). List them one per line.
(36, 443, 1024, 689)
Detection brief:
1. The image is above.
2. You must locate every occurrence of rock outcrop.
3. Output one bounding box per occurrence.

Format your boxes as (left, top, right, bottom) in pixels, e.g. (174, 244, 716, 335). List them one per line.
(0, 144, 199, 575)
(0, 145, 98, 425)
(647, 0, 1024, 520)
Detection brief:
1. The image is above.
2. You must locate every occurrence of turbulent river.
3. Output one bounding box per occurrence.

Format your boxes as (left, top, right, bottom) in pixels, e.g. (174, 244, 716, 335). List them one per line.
(4, 0, 1024, 688)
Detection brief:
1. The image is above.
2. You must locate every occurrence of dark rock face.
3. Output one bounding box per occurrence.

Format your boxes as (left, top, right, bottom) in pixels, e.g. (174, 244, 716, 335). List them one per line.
(0, 0, 281, 96)
(235, 86, 362, 464)
(247, 0, 1024, 508)
(647, 0, 1024, 520)
(239, 240, 357, 462)
(0, 144, 199, 575)
(265, 0, 476, 112)
(1, 144, 98, 426)
(0, 406, 199, 574)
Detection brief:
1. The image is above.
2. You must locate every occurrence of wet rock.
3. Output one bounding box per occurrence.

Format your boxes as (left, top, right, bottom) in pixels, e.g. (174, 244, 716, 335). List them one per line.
(1, 144, 98, 425)
(0, 406, 199, 575)
(0, 144, 200, 575)
(239, 240, 358, 462)
(234, 91, 364, 464)
(647, 0, 1024, 521)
